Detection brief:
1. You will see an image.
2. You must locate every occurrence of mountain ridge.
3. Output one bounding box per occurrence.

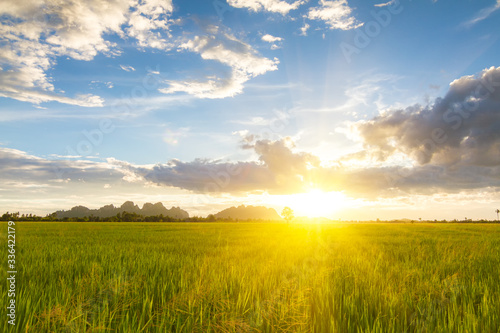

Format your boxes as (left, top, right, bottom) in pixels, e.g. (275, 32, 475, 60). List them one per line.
(54, 201, 189, 219)
(214, 205, 282, 220)
(53, 202, 283, 220)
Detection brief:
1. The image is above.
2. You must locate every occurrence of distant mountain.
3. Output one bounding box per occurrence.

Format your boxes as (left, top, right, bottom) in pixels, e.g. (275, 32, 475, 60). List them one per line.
(214, 205, 282, 220)
(54, 201, 189, 219)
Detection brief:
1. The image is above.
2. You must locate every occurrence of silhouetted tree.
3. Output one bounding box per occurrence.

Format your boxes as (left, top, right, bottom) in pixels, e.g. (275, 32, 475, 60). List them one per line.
(281, 207, 294, 224)
(496, 209, 500, 221)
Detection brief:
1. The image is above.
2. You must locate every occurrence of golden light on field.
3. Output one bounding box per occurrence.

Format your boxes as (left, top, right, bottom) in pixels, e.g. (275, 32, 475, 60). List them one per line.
(285, 190, 347, 218)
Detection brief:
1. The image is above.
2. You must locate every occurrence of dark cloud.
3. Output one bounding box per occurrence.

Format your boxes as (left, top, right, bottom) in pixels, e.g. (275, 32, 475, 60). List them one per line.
(141, 159, 274, 194)
(130, 135, 500, 198)
(131, 138, 315, 195)
(357, 66, 500, 166)
(2, 135, 500, 201)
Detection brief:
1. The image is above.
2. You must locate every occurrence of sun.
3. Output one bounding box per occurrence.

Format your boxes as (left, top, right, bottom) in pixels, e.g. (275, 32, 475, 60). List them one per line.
(285, 190, 347, 218)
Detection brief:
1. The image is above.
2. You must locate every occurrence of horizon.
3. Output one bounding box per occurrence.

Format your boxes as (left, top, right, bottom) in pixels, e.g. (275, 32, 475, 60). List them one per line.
(4, 200, 500, 222)
(1, 0, 500, 221)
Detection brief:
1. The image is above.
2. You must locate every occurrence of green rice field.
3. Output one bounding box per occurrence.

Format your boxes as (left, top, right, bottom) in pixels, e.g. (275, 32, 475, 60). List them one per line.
(2, 222, 500, 332)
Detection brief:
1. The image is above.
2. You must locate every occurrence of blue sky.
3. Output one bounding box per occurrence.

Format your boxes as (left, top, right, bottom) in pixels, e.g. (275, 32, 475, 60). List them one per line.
(1, 0, 500, 220)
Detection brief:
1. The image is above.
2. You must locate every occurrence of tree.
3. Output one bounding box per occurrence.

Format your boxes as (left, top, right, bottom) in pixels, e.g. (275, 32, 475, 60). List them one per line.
(281, 207, 294, 224)
(496, 209, 500, 221)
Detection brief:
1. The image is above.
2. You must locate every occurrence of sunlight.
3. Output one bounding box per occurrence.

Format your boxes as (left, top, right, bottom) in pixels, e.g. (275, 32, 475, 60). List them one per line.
(285, 190, 347, 218)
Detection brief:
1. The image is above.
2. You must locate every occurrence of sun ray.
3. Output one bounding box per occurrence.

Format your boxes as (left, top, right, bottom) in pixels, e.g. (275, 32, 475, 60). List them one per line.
(283, 190, 347, 218)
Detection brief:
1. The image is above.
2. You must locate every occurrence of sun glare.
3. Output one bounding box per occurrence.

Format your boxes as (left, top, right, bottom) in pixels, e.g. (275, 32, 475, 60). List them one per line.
(286, 190, 346, 218)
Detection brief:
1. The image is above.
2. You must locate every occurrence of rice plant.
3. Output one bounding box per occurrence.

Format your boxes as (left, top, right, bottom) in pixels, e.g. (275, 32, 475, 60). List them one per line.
(1, 222, 499, 332)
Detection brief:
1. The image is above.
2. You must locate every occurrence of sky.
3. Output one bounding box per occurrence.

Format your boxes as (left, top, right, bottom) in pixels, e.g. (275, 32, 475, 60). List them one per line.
(1, 0, 500, 220)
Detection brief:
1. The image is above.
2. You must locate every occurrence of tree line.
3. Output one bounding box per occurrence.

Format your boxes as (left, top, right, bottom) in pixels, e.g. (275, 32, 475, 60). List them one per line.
(0, 211, 278, 223)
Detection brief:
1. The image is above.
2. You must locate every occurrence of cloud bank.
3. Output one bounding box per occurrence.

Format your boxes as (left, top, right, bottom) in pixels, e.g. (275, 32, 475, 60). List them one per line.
(356, 67, 500, 167)
(2, 67, 499, 200)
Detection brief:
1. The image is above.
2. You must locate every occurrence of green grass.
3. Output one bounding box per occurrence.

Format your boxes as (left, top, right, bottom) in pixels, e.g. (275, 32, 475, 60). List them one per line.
(1, 222, 500, 332)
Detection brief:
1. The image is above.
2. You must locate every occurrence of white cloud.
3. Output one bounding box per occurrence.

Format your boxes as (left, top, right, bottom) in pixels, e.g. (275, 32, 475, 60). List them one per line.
(306, 0, 363, 30)
(120, 65, 136, 72)
(300, 23, 310, 36)
(374, 0, 395, 7)
(126, 0, 174, 50)
(227, 0, 305, 15)
(147, 68, 161, 75)
(262, 34, 283, 50)
(161, 26, 279, 98)
(0, 0, 174, 106)
(0, 30, 105, 106)
(0, 84, 105, 107)
(262, 34, 283, 43)
(90, 81, 114, 89)
(463, 0, 500, 28)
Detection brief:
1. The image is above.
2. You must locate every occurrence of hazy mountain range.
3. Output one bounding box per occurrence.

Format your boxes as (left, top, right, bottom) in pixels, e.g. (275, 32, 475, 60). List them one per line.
(54, 201, 189, 219)
(214, 205, 281, 220)
(54, 202, 282, 220)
